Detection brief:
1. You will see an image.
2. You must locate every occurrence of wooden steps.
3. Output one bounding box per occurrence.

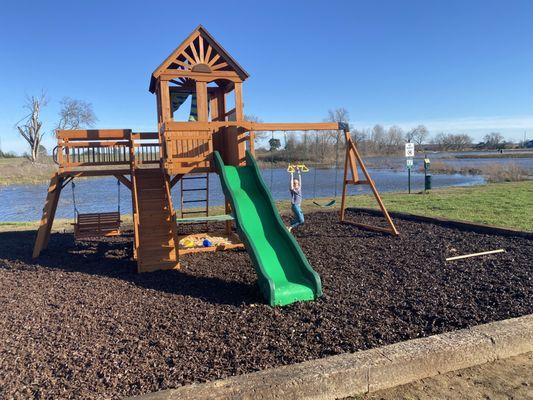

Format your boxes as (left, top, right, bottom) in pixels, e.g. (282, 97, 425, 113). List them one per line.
(132, 167, 179, 272)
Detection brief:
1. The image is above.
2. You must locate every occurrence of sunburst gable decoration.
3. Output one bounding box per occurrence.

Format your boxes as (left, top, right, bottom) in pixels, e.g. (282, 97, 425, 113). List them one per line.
(149, 25, 249, 93)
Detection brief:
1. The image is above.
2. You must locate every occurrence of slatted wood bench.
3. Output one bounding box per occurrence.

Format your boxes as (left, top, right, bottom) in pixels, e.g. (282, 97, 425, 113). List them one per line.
(73, 212, 121, 239)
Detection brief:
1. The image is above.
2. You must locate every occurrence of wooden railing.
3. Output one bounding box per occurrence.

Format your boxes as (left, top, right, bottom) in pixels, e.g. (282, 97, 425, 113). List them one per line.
(54, 129, 162, 171)
(162, 130, 213, 174)
(54, 123, 346, 173)
(160, 121, 345, 174)
(130, 132, 161, 167)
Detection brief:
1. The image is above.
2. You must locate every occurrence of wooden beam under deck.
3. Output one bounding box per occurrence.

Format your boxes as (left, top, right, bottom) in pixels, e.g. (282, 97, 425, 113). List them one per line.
(59, 169, 132, 178)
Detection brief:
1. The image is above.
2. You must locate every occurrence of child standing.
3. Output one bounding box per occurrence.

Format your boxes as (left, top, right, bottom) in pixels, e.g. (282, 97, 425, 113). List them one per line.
(289, 168, 304, 232)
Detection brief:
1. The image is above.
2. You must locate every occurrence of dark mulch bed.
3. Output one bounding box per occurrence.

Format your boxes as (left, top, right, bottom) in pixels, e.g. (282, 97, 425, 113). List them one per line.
(0, 210, 531, 399)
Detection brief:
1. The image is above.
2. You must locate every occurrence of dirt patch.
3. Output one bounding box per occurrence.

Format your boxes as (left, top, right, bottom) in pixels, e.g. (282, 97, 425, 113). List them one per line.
(357, 352, 533, 400)
(0, 210, 531, 399)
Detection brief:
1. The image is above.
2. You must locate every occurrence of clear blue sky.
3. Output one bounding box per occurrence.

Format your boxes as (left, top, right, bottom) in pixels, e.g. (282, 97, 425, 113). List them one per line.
(1, 0, 532, 154)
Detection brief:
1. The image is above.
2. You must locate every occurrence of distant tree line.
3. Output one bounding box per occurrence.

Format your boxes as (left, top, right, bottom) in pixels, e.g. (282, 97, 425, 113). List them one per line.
(0, 149, 17, 158)
(9, 100, 527, 163)
(253, 107, 527, 161)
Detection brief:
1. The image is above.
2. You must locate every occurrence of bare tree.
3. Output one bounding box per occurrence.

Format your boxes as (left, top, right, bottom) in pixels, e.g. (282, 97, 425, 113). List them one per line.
(244, 113, 267, 140)
(483, 132, 505, 149)
(351, 128, 367, 144)
(432, 132, 473, 151)
(385, 125, 405, 153)
(327, 108, 350, 126)
(327, 106, 350, 137)
(57, 97, 97, 131)
(16, 93, 48, 163)
(369, 124, 386, 153)
(406, 125, 429, 146)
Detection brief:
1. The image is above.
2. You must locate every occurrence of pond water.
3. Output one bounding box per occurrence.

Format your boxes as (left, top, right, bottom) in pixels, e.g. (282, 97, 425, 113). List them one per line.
(365, 151, 533, 171)
(0, 166, 484, 222)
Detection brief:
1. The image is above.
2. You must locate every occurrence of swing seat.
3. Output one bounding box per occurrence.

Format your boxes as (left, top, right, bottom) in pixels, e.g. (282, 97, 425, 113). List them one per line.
(73, 212, 121, 239)
(313, 199, 337, 208)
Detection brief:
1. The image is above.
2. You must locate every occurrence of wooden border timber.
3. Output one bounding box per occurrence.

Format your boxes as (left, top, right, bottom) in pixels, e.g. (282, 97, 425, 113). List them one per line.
(339, 128, 399, 236)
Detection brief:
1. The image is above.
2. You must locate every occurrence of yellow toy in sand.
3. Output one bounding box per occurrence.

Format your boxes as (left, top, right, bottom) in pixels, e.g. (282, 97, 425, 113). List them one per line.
(180, 238, 195, 248)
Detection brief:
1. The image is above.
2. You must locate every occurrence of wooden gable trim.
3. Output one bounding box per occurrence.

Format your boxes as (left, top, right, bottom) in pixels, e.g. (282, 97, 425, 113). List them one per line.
(160, 70, 243, 83)
(149, 25, 249, 93)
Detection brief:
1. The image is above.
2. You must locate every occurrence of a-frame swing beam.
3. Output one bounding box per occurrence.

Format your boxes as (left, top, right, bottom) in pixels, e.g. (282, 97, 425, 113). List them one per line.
(339, 131, 399, 236)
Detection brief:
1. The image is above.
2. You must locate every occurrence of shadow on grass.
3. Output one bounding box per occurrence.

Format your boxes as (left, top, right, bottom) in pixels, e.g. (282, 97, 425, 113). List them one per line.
(0, 230, 258, 307)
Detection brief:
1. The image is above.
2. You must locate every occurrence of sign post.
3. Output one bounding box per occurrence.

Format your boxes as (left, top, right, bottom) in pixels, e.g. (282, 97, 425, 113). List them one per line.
(424, 155, 431, 192)
(406, 158, 413, 194)
(405, 143, 415, 194)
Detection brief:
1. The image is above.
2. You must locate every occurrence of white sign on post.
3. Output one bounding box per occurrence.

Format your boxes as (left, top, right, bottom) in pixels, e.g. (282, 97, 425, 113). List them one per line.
(405, 143, 415, 158)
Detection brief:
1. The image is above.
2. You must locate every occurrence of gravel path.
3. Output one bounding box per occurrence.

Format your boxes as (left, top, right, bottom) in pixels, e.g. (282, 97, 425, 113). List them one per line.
(0, 210, 531, 399)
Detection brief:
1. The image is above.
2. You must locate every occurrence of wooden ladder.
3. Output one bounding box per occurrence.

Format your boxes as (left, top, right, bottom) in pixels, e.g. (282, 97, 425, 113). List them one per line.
(179, 173, 209, 230)
(132, 167, 180, 272)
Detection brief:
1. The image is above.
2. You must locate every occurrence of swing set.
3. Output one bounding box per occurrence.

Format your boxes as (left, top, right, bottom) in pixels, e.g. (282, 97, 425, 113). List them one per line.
(283, 126, 399, 236)
(70, 180, 122, 239)
(277, 129, 342, 209)
(33, 25, 398, 283)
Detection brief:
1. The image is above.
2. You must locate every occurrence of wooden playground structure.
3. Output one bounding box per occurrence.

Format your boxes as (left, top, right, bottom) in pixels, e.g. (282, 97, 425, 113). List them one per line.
(32, 25, 398, 274)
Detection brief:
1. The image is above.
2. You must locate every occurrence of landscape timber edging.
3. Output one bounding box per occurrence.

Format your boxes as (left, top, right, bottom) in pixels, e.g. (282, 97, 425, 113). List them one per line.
(130, 314, 533, 400)
(347, 207, 533, 239)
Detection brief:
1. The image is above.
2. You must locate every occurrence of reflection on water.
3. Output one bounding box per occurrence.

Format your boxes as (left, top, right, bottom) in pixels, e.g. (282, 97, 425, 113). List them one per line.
(0, 167, 485, 222)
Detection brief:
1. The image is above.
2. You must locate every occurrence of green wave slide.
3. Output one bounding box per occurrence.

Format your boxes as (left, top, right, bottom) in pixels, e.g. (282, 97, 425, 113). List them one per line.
(214, 150, 322, 306)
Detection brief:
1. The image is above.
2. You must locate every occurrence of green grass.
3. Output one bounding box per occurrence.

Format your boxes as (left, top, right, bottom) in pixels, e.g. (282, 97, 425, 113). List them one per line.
(335, 181, 532, 231)
(0, 157, 56, 185)
(268, 181, 533, 231)
(1, 181, 531, 233)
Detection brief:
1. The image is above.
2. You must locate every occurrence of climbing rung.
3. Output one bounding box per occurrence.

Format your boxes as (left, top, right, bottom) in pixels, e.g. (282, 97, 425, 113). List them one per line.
(181, 210, 208, 215)
(182, 175, 208, 180)
(181, 188, 207, 192)
(183, 199, 208, 204)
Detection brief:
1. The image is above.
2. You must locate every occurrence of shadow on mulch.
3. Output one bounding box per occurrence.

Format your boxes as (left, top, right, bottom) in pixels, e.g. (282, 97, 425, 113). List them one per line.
(0, 229, 257, 307)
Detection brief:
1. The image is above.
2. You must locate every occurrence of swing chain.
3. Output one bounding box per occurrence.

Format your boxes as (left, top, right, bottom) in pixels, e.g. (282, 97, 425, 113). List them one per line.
(333, 131, 341, 197)
(71, 181, 79, 219)
(269, 130, 275, 191)
(117, 179, 121, 214)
